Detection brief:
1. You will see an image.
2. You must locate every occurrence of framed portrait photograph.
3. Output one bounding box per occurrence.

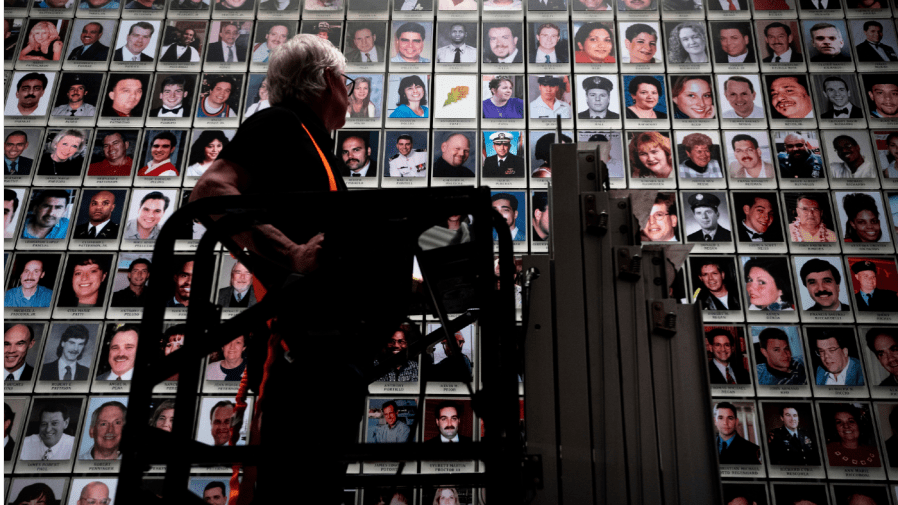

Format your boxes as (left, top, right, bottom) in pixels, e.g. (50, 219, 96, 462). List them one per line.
(203, 21, 252, 70)
(3, 321, 48, 388)
(527, 21, 571, 68)
(249, 21, 295, 70)
(5, 253, 63, 319)
(860, 73, 898, 127)
(434, 21, 478, 69)
(343, 21, 388, 70)
(97, 73, 152, 127)
(771, 130, 826, 189)
(664, 21, 712, 71)
(681, 191, 734, 251)
(781, 192, 840, 255)
(572, 22, 617, 69)
(481, 74, 526, 127)
(156, 21, 206, 71)
(63, 20, 115, 70)
(489, 191, 528, 251)
(106, 252, 152, 318)
(723, 131, 777, 190)
(110, 21, 161, 69)
(15, 396, 85, 473)
(618, 22, 665, 72)
(4, 187, 30, 245)
(382, 130, 429, 187)
(120, 188, 177, 247)
(195, 73, 244, 126)
(16, 20, 69, 71)
(431, 130, 477, 184)
(802, 19, 855, 73)
(757, 20, 807, 73)
(33, 129, 91, 185)
(146, 73, 199, 129)
(704, 326, 752, 391)
(72, 396, 127, 472)
(384, 73, 431, 127)
(820, 130, 879, 187)
(574, 75, 622, 129)
(135, 129, 187, 185)
(793, 257, 853, 321)
(626, 130, 676, 188)
(709, 21, 759, 72)
(335, 130, 380, 187)
(17, 189, 79, 249)
(47, 73, 104, 128)
(52, 253, 114, 318)
(758, 400, 824, 477)
(751, 325, 811, 394)
(741, 255, 799, 322)
(4, 128, 43, 186)
(803, 326, 866, 396)
(849, 19, 898, 70)
(622, 74, 669, 130)
(690, 257, 742, 318)
(5, 71, 57, 125)
(712, 400, 765, 478)
(834, 190, 895, 254)
(669, 74, 719, 129)
(638, 191, 681, 243)
(84, 129, 139, 185)
(716, 74, 767, 129)
(872, 130, 898, 188)
(862, 326, 898, 395)
(69, 188, 127, 249)
(816, 401, 887, 479)
(388, 20, 434, 72)
(481, 22, 525, 72)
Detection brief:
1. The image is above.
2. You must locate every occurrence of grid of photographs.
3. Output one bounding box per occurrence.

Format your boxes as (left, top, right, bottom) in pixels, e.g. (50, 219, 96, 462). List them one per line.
(4, 0, 898, 502)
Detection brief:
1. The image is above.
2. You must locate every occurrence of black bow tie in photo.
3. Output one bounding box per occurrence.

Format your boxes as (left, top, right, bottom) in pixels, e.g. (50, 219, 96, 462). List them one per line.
(162, 106, 183, 114)
(833, 108, 848, 115)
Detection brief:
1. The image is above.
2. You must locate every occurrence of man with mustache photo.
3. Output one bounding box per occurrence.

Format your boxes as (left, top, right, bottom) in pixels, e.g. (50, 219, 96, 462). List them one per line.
(728, 134, 774, 179)
(425, 401, 471, 443)
(799, 258, 851, 311)
(39, 324, 91, 381)
(767, 75, 815, 119)
(762, 22, 803, 63)
(338, 132, 377, 178)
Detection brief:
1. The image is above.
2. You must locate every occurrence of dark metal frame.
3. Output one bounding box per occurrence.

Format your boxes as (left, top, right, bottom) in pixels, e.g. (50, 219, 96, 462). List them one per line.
(521, 141, 723, 504)
(118, 187, 531, 504)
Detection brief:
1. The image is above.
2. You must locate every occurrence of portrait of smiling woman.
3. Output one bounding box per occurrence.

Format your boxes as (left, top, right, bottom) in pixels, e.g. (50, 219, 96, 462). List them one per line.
(37, 129, 88, 177)
(19, 21, 64, 61)
(671, 75, 715, 119)
(625, 75, 668, 119)
(629, 131, 673, 178)
(743, 256, 795, 311)
(389, 74, 429, 118)
(482, 76, 524, 119)
(667, 22, 709, 63)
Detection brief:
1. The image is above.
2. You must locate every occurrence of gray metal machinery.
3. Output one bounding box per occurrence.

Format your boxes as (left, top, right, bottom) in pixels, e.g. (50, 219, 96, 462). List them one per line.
(521, 140, 723, 504)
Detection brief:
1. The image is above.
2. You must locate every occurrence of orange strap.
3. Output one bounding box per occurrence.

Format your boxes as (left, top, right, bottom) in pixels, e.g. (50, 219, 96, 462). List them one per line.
(300, 123, 339, 192)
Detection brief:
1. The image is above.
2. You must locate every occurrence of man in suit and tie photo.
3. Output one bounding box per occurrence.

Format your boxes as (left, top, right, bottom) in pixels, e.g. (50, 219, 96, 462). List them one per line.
(217, 261, 257, 308)
(855, 21, 898, 62)
(344, 24, 382, 63)
(4, 324, 35, 382)
(686, 193, 732, 242)
(338, 133, 377, 178)
(67, 22, 109, 61)
(714, 401, 761, 465)
(435, 23, 477, 63)
(482, 131, 525, 178)
(820, 76, 864, 119)
(39, 324, 91, 381)
(425, 401, 472, 443)
(799, 258, 851, 311)
(762, 22, 803, 63)
(530, 23, 569, 64)
(5, 130, 33, 176)
(113, 22, 155, 62)
(206, 22, 245, 63)
(851, 260, 898, 312)
(483, 24, 523, 63)
(736, 193, 783, 242)
(707, 330, 750, 384)
(800, 0, 840, 11)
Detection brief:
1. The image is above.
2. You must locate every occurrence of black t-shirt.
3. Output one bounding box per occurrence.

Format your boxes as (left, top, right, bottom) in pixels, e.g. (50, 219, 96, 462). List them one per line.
(218, 101, 348, 196)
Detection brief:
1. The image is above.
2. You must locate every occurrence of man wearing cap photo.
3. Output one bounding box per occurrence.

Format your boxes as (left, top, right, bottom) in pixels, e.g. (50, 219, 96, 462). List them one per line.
(852, 260, 898, 312)
(530, 75, 572, 119)
(578, 76, 619, 119)
(686, 193, 731, 242)
(483, 132, 525, 178)
(50, 76, 97, 117)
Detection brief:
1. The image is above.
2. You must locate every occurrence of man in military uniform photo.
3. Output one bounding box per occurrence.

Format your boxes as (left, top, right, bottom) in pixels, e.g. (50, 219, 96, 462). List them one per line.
(767, 405, 821, 466)
(482, 132, 525, 178)
(387, 134, 427, 177)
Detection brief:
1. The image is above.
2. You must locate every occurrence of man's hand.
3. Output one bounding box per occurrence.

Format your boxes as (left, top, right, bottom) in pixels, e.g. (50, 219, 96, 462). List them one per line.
(291, 232, 325, 273)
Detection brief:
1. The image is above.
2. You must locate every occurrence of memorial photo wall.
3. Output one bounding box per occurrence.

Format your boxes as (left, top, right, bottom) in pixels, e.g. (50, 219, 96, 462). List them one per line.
(4, 0, 898, 502)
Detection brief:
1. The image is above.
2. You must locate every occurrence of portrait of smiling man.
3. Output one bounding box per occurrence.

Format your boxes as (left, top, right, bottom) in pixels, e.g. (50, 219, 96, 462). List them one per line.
(67, 22, 110, 61)
(436, 23, 477, 63)
(252, 23, 290, 63)
(721, 76, 765, 119)
(391, 22, 430, 63)
(96, 324, 140, 380)
(4, 323, 38, 380)
(124, 190, 170, 240)
(344, 24, 381, 63)
(714, 22, 755, 64)
(640, 192, 679, 242)
(113, 22, 156, 62)
(819, 76, 863, 119)
(20, 402, 79, 460)
(197, 75, 238, 118)
(138, 131, 179, 177)
(484, 24, 522, 63)
(767, 74, 815, 119)
(206, 22, 245, 63)
(78, 401, 126, 460)
(864, 74, 898, 119)
(6, 72, 50, 117)
(799, 258, 851, 312)
(159, 27, 200, 63)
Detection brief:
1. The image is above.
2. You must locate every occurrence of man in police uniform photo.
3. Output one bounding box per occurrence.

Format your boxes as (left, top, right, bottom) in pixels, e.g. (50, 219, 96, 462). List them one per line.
(482, 132, 525, 178)
(387, 134, 427, 177)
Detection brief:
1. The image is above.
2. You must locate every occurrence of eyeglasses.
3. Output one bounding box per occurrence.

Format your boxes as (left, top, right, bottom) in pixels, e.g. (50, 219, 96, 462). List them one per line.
(814, 347, 842, 357)
(343, 74, 356, 97)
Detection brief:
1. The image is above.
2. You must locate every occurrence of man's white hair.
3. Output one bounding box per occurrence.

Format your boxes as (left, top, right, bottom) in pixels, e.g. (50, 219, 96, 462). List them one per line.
(266, 34, 346, 106)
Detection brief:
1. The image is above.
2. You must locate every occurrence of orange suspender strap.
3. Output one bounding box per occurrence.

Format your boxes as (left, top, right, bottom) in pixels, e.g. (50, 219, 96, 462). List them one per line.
(300, 123, 339, 192)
